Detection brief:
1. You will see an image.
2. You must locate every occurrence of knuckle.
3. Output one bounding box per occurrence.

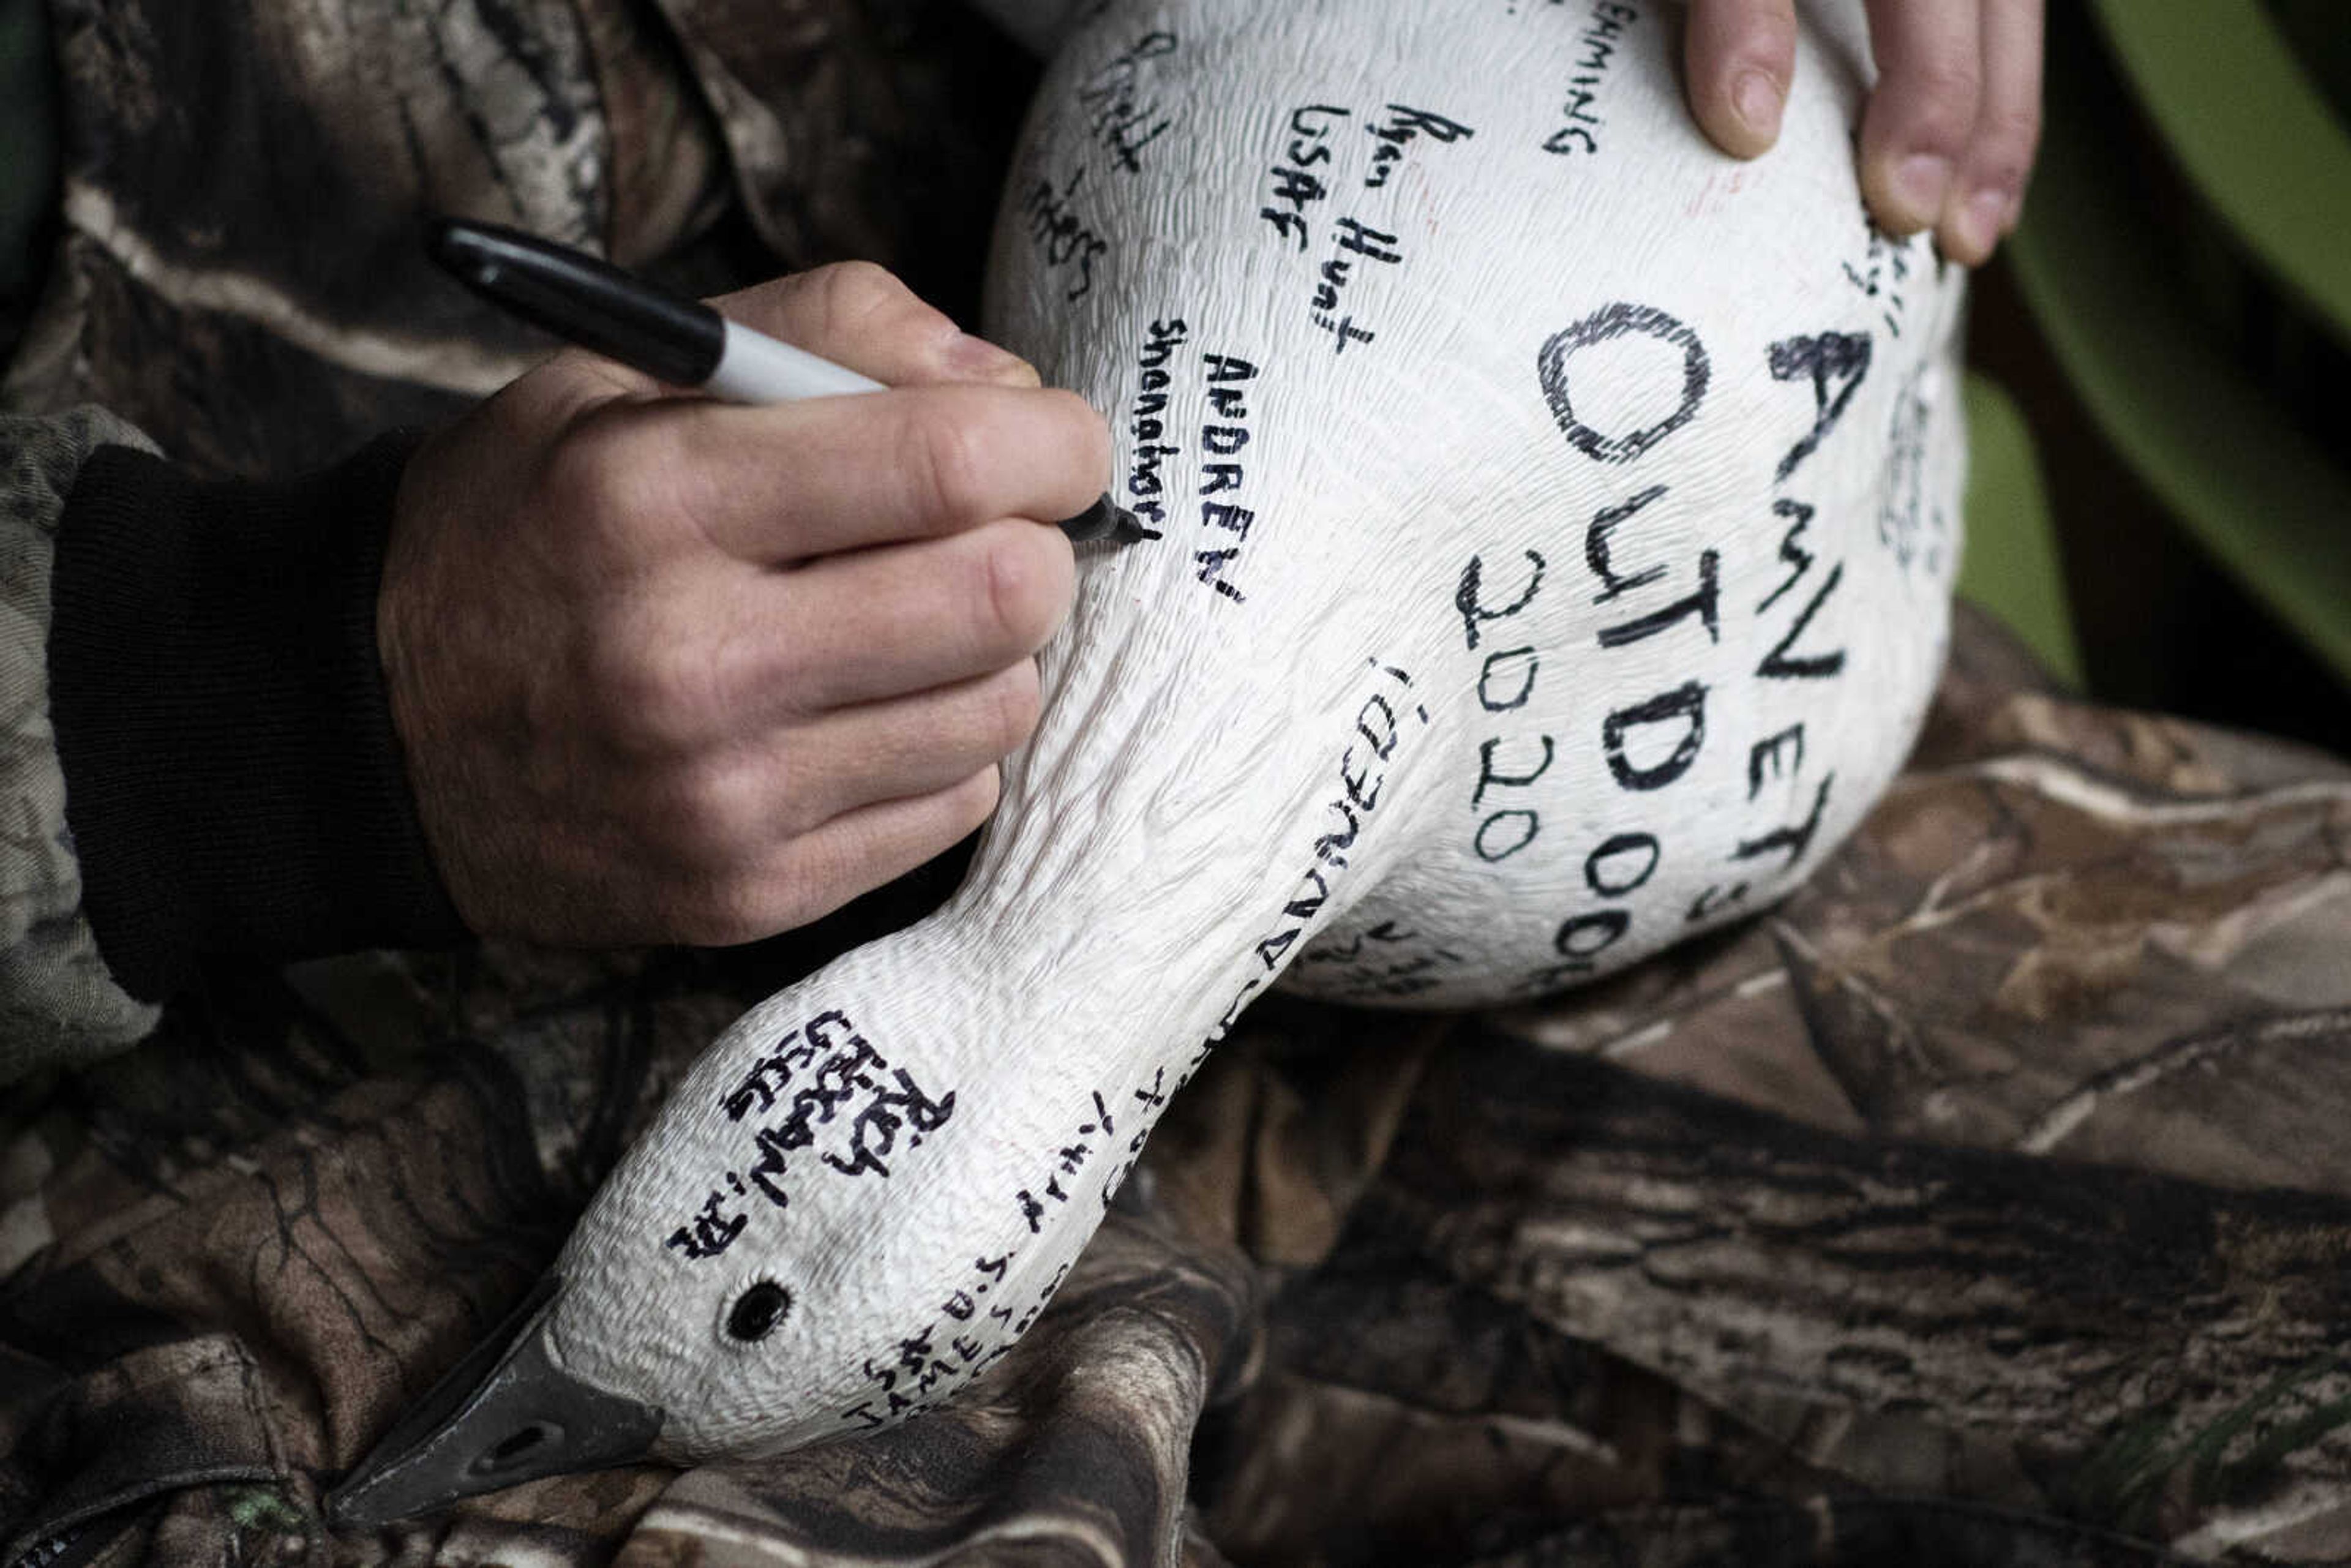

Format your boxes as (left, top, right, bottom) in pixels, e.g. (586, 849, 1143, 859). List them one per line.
(980, 659, 1043, 754)
(912, 404, 993, 523)
(751, 628, 820, 715)
(670, 874, 782, 948)
(992, 662, 1039, 752)
(1039, 388, 1114, 486)
(526, 348, 612, 402)
(591, 629, 716, 752)
(1897, 60, 1985, 145)
(542, 419, 621, 514)
(583, 631, 665, 719)
(1738, 2, 1798, 61)
(547, 412, 669, 534)
(658, 754, 767, 868)
(651, 417, 730, 531)
(947, 765, 1003, 832)
(896, 770, 999, 857)
(811, 260, 913, 342)
(973, 527, 1067, 651)
(1968, 105, 2042, 180)
(759, 839, 867, 933)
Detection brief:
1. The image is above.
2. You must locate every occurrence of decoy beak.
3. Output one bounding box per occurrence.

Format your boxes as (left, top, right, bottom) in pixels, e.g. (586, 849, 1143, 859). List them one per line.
(324, 1275, 664, 1529)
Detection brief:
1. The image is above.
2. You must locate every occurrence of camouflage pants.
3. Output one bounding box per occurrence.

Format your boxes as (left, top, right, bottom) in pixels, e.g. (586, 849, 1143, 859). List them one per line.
(7, 606, 2351, 1567)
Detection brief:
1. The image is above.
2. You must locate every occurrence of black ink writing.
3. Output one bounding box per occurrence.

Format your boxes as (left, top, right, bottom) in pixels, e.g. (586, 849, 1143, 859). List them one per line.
(1456, 550, 1546, 651)
(666, 1008, 957, 1261)
(1311, 216, 1403, 353)
(1747, 724, 1804, 799)
(1076, 31, 1177, 173)
(1124, 317, 1188, 531)
(1194, 351, 1259, 602)
(1020, 165, 1109, 302)
(1586, 484, 1670, 601)
(1602, 680, 1708, 792)
(1478, 647, 1539, 711)
(1531, 303, 1715, 996)
(1260, 105, 1350, 251)
(1540, 302, 1711, 465)
(1734, 774, 1835, 869)
(1542, 2, 1642, 156)
(1365, 102, 1475, 187)
(1597, 550, 1719, 650)
(1584, 831, 1660, 897)
(1457, 552, 1553, 862)
(1767, 331, 1871, 482)
(1755, 562, 1847, 680)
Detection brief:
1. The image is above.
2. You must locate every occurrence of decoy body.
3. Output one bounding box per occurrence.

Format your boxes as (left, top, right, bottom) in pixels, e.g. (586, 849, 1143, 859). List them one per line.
(331, 0, 1966, 1523)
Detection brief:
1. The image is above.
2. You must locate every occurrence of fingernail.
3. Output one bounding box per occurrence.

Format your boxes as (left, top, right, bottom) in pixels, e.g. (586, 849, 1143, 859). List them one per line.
(1733, 71, 1782, 143)
(948, 332, 1040, 386)
(1888, 153, 1951, 230)
(1952, 188, 2009, 261)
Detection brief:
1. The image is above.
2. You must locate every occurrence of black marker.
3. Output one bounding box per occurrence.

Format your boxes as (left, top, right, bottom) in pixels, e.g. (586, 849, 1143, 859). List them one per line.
(430, 218, 1150, 546)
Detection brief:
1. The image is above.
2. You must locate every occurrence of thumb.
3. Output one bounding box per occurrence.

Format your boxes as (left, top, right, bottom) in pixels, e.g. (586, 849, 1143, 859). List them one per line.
(708, 261, 1042, 390)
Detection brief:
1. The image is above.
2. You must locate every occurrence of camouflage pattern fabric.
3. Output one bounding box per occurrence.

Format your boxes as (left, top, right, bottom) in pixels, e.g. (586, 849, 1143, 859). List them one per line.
(0, 407, 160, 1076)
(1, 0, 1024, 481)
(0, 0, 1032, 1067)
(7, 605, 2351, 1567)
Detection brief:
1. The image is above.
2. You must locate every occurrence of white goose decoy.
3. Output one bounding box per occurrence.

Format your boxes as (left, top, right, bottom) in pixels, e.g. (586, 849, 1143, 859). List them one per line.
(330, 0, 1965, 1523)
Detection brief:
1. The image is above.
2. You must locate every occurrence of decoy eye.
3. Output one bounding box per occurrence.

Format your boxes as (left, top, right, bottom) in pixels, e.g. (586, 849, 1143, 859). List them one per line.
(726, 1280, 792, 1343)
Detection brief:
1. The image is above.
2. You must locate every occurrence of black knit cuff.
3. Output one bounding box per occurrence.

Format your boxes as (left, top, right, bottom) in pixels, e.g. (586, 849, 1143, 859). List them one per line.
(48, 433, 471, 1003)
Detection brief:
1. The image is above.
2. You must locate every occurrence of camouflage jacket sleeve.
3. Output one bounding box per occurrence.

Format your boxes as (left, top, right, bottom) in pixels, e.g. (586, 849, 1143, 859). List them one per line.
(0, 405, 162, 1081)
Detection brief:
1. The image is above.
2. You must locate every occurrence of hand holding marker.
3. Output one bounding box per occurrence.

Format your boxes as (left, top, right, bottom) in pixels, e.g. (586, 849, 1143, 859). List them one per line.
(429, 219, 1152, 546)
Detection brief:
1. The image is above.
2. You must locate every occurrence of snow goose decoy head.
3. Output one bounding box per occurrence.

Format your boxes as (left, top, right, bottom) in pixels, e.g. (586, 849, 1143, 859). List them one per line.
(329, 0, 1968, 1523)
